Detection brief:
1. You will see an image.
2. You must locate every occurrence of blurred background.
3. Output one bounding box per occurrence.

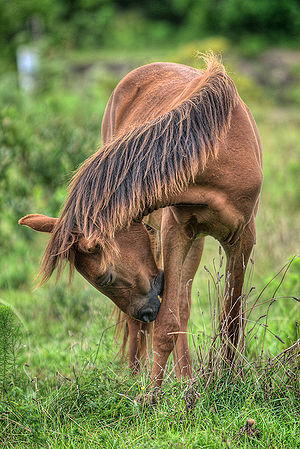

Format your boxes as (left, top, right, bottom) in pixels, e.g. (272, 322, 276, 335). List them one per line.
(0, 0, 299, 378)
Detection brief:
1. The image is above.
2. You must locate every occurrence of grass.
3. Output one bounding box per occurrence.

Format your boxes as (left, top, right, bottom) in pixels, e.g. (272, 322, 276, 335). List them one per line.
(1, 47, 300, 447)
(1, 320, 298, 449)
(0, 250, 299, 448)
(1, 373, 298, 448)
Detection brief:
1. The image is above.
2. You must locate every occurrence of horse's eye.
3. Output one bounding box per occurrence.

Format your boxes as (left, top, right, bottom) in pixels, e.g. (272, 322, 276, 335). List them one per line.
(97, 271, 115, 287)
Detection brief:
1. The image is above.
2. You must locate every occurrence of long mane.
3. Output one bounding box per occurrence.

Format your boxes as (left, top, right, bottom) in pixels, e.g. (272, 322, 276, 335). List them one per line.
(40, 54, 239, 283)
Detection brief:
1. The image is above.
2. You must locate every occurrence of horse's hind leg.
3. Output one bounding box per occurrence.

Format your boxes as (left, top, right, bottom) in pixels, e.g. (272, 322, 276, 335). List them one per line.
(126, 317, 152, 375)
(220, 219, 256, 359)
(126, 317, 142, 374)
(173, 237, 205, 378)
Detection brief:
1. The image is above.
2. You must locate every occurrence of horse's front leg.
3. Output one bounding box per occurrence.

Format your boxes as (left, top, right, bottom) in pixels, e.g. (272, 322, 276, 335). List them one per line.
(173, 237, 205, 378)
(220, 219, 256, 359)
(151, 208, 192, 387)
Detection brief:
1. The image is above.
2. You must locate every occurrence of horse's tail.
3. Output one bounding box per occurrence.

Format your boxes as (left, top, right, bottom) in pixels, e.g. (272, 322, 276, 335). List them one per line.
(113, 307, 129, 360)
(113, 307, 154, 365)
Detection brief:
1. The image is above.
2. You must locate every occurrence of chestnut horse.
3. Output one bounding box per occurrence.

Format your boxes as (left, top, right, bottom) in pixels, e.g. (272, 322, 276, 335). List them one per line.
(19, 55, 262, 387)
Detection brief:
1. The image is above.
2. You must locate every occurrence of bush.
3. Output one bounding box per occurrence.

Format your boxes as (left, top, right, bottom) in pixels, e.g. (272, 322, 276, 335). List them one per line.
(0, 68, 108, 287)
(183, 0, 300, 44)
(1, 1, 300, 65)
(0, 305, 23, 391)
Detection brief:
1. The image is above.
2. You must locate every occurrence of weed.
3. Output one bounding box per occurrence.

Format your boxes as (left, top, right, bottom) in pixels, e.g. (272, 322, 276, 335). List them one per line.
(0, 305, 23, 393)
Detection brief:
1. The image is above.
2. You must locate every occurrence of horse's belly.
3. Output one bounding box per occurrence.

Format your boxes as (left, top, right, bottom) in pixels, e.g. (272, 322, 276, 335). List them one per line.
(171, 199, 246, 245)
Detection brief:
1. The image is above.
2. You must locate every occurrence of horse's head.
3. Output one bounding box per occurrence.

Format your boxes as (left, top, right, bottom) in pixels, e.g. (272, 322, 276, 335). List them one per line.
(19, 214, 163, 322)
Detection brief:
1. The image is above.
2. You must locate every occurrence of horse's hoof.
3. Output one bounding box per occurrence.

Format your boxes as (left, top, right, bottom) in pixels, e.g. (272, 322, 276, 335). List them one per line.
(134, 387, 161, 405)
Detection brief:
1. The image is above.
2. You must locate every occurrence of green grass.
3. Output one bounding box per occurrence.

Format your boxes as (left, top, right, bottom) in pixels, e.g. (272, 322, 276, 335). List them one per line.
(0, 248, 299, 447)
(1, 372, 298, 448)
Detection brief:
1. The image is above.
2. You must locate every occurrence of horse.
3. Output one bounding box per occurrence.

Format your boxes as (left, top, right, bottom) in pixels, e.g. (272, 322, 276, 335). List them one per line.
(19, 54, 263, 388)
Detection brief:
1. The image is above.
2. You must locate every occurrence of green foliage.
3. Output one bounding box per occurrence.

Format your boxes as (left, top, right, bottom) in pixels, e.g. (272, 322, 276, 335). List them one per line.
(236, 35, 269, 58)
(169, 37, 230, 66)
(0, 0, 116, 64)
(0, 69, 107, 288)
(1, 0, 300, 64)
(101, 10, 172, 49)
(183, 0, 300, 43)
(0, 305, 22, 392)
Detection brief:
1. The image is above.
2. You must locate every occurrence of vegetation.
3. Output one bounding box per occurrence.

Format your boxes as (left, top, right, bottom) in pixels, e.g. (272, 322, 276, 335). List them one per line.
(1, 1, 299, 447)
(1, 0, 300, 65)
(0, 256, 299, 447)
(0, 305, 23, 392)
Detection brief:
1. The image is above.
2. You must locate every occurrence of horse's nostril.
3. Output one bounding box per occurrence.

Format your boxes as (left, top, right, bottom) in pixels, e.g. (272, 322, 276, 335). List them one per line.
(140, 308, 156, 323)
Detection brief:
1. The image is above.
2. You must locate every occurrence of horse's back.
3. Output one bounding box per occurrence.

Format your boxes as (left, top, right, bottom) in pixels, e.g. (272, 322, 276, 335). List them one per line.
(101, 62, 203, 142)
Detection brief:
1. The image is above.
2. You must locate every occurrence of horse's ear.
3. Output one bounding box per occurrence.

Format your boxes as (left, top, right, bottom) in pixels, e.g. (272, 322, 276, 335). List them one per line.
(18, 214, 58, 233)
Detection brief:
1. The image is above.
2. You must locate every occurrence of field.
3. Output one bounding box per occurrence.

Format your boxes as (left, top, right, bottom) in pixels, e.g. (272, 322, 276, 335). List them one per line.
(0, 44, 299, 448)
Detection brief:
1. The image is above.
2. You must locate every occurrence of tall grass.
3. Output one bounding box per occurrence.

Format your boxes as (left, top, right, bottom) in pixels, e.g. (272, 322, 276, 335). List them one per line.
(133, 252, 299, 396)
(0, 305, 23, 393)
(1, 259, 298, 448)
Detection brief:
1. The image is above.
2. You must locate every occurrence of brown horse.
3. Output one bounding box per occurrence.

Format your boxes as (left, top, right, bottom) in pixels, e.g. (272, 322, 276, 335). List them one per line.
(19, 54, 263, 387)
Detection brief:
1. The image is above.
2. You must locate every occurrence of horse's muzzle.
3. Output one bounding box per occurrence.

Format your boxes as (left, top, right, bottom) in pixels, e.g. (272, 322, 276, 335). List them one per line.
(137, 271, 164, 323)
(138, 305, 160, 323)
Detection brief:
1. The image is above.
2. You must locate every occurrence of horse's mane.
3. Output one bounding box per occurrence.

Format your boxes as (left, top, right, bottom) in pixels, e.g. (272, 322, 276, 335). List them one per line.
(40, 54, 239, 283)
